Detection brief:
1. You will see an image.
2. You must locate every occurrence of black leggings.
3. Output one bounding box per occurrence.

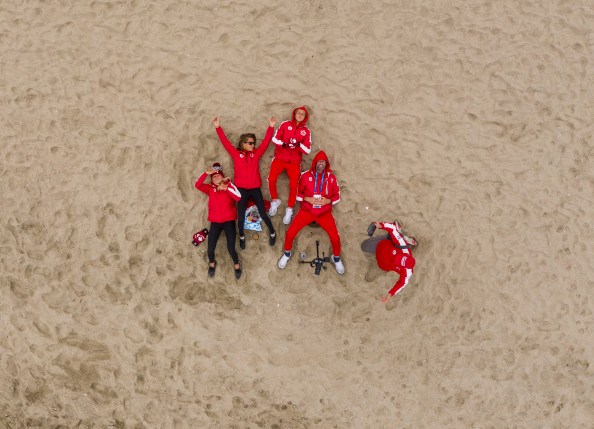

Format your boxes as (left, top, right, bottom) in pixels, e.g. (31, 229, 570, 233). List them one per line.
(207, 221, 239, 264)
(237, 187, 275, 237)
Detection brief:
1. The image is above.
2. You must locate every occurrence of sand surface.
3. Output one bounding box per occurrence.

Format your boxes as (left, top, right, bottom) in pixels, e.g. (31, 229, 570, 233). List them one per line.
(1, 1, 593, 427)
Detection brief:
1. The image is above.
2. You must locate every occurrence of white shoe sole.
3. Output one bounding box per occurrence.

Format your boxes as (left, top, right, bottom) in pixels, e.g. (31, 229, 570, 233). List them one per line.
(278, 254, 291, 269)
(282, 209, 293, 225)
(268, 200, 281, 217)
(332, 255, 345, 275)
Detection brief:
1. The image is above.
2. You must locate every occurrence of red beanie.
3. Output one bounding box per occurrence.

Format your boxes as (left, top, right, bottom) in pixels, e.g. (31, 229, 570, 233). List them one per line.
(212, 162, 224, 178)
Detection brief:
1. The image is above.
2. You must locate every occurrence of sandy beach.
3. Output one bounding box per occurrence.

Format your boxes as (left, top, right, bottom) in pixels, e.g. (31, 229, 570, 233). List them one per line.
(1, 1, 593, 427)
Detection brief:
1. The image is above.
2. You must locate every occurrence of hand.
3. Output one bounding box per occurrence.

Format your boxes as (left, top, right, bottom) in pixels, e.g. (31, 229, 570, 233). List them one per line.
(212, 116, 220, 128)
(306, 196, 324, 205)
(367, 222, 377, 237)
(269, 116, 276, 127)
(217, 183, 229, 191)
(283, 138, 297, 149)
(205, 169, 217, 175)
(380, 293, 392, 303)
(374, 221, 381, 228)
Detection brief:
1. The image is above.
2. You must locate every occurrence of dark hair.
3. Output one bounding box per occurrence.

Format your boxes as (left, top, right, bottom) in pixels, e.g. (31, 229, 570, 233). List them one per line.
(237, 133, 257, 149)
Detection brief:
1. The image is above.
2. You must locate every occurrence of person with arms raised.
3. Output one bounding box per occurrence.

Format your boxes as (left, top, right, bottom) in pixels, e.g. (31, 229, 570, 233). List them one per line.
(213, 116, 277, 250)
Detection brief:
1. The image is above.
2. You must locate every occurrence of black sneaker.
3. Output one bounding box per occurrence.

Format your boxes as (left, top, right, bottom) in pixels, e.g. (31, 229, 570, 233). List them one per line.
(234, 262, 242, 279)
(208, 261, 216, 277)
(239, 236, 246, 250)
(269, 232, 276, 246)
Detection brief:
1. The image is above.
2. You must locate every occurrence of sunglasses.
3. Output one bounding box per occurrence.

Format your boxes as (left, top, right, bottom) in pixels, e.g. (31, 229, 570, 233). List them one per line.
(244, 141, 256, 145)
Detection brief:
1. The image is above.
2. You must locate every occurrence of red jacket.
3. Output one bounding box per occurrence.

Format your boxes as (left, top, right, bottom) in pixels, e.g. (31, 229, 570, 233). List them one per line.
(296, 151, 340, 216)
(376, 222, 416, 296)
(272, 106, 312, 164)
(216, 126, 274, 189)
(195, 172, 241, 223)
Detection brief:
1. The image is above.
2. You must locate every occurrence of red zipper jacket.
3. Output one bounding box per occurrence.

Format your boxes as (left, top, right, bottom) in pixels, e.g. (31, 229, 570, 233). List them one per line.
(195, 172, 241, 223)
(376, 222, 416, 296)
(271, 106, 312, 164)
(296, 150, 340, 216)
(216, 126, 274, 189)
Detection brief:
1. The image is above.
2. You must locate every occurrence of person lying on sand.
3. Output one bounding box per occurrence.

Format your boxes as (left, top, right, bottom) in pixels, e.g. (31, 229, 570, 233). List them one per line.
(277, 150, 345, 275)
(195, 162, 242, 279)
(212, 116, 277, 250)
(362, 221, 417, 302)
(267, 105, 312, 225)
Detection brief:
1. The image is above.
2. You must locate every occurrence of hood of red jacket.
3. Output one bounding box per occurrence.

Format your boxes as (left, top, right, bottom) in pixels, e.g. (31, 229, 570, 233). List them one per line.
(310, 150, 331, 173)
(291, 106, 309, 127)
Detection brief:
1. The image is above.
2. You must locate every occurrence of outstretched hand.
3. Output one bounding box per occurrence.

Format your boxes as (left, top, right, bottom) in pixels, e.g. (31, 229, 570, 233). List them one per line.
(269, 116, 276, 127)
(212, 117, 220, 128)
(380, 293, 392, 303)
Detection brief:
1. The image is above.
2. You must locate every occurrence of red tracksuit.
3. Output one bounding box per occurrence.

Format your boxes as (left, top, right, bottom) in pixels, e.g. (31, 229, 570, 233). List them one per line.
(268, 106, 312, 207)
(216, 126, 274, 189)
(283, 150, 341, 255)
(194, 172, 241, 222)
(376, 222, 416, 296)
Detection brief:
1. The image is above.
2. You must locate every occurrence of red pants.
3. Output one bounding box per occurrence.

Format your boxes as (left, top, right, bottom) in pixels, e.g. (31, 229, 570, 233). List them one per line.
(283, 209, 341, 256)
(268, 158, 301, 208)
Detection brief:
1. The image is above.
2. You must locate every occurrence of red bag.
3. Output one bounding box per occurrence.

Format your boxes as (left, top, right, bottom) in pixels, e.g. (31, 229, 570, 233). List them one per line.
(192, 228, 209, 246)
(246, 198, 271, 212)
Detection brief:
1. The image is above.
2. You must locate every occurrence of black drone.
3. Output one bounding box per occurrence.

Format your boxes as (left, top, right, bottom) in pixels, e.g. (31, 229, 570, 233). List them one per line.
(299, 240, 331, 275)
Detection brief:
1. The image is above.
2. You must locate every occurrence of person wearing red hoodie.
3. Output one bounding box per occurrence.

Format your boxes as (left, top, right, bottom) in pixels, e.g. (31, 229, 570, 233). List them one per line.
(212, 116, 277, 250)
(267, 106, 312, 225)
(195, 162, 242, 279)
(277, 150, 345, 274)
(362, 221, 418, 302)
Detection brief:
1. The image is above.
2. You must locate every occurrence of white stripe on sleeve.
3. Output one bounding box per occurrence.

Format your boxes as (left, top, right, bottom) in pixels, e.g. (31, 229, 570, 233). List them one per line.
(227, 184, 241, 199)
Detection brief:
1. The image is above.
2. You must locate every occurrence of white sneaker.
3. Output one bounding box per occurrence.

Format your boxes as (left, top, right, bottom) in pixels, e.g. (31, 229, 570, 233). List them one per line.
(277, 252, 291, 269)
(268, 199, 281, 217)
(332, 255, 345, 275)
(283, 207, 293, 225)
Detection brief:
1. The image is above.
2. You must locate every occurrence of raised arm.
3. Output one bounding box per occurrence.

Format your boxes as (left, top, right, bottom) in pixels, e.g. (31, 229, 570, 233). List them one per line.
(255, 116, 276, 156)
(195, 171, 211, 195)
(213, 117, 235, 155)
